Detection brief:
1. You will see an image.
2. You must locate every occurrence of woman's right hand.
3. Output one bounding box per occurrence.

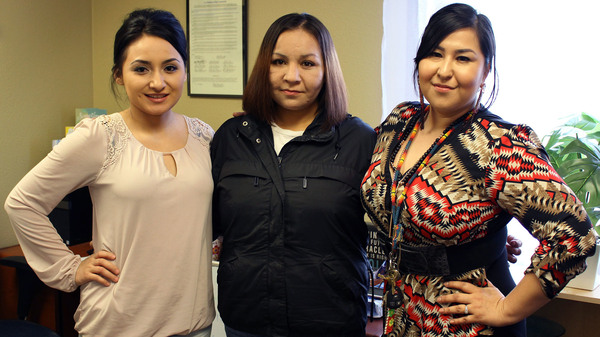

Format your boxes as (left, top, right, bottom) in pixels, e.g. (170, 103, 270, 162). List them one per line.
(75, 250, 120, 286)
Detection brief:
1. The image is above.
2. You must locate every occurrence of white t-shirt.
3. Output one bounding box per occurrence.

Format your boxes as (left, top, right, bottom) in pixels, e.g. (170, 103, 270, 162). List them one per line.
(271, 123, 304, 155)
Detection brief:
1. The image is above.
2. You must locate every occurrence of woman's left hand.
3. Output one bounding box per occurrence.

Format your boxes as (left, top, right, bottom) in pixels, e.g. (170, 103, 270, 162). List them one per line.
(437, 279, 515, 327)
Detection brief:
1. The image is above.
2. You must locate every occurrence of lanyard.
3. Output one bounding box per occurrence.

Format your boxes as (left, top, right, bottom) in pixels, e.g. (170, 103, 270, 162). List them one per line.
(389, 106, 476, 250)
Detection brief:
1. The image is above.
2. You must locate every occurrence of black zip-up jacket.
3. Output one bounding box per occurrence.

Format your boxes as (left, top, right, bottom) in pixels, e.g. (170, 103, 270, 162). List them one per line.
(211, 112, 376, 337)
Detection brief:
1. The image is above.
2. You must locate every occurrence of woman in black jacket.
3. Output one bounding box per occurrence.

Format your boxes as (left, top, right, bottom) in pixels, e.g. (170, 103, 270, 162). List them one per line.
(211, 13, 376, 337)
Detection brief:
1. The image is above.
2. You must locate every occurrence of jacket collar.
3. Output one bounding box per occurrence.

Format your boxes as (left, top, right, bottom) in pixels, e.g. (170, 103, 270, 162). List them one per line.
(302, 111, 336, 141)
(237, 112, 336, 143)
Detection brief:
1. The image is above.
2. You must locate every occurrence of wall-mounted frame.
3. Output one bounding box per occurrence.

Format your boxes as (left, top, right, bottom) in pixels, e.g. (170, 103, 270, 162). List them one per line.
(187, 0, 247, 97)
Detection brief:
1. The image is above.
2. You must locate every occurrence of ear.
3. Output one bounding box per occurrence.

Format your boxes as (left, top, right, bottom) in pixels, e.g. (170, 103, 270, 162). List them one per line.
(114, 70, 124, 85)
(481, 64, 491, 85)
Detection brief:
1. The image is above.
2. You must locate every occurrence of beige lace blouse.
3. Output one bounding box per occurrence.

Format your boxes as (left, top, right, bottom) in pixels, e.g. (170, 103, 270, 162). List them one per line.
(5, 113, 215, 336)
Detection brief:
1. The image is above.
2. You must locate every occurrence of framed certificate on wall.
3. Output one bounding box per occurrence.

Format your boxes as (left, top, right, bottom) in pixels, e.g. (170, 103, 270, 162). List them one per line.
(187, 0, 247, 97)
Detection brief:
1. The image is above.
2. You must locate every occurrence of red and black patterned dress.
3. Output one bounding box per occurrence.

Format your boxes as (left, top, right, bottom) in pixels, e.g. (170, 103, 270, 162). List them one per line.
(360, 102, 596, 337)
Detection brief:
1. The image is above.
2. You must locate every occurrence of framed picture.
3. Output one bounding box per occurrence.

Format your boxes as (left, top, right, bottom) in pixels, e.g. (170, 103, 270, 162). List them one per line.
(187, 0, 247, 97)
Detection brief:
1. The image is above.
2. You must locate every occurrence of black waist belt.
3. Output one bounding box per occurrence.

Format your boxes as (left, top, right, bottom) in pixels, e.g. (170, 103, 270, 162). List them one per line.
(398, 226, 507, 276)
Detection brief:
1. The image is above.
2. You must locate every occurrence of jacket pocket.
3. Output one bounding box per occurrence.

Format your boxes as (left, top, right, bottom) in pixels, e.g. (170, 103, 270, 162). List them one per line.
(320, 259, 364, 301)
(218, 160, 269, 182)
(214, 160, 272, 237)
(284, 163, 361, 189)
(216, 255, 238, 287)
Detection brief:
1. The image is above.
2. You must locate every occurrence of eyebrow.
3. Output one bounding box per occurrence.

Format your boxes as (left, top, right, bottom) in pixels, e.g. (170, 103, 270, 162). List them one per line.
(272, 52, 319, 58)
(130, 58, 181, 65)
(436, 46, 477, 54)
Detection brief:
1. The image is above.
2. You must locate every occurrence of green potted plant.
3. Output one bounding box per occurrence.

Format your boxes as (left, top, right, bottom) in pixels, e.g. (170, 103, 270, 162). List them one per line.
(543, 112, 600, 290)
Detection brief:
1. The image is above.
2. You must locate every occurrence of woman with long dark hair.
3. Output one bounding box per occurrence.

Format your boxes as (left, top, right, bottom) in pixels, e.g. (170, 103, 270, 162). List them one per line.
(5, 9, 215, 336)
(211, 13, 376, 337)
(361, 3, 596, 336)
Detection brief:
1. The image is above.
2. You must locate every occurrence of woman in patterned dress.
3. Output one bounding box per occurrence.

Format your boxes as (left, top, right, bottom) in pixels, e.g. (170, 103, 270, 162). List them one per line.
(360, 3, 596, 337)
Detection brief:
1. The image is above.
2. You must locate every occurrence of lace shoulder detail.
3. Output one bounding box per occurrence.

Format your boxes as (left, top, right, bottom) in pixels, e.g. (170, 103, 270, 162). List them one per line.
(97, 114, 130, 171)
(185, 115, 214, 148)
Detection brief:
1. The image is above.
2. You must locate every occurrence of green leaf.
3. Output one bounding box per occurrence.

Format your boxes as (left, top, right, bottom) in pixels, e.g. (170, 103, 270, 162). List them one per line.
(555, 138, 600, 225)
(542, 112, 600, 232)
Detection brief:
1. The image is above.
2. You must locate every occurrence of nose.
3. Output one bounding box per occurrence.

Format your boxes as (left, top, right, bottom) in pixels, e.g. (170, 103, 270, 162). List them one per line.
(149, 71, 166, 90)
(437, 58, 453, 79)
(283, 63, 300, 82)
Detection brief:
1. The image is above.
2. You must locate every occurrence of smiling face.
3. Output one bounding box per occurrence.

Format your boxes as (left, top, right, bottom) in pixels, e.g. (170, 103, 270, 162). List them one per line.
(115, 34, 186, 117)
(269, 29, 325, 119)
(418, 28, 488, 118)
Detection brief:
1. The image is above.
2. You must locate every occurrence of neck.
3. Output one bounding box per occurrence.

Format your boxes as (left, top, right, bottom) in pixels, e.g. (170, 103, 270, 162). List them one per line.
(423, 106, 475, 134)
(274, 108, 317, 131)
(123, 108, 175, 131)
(421, 110, 454, 134)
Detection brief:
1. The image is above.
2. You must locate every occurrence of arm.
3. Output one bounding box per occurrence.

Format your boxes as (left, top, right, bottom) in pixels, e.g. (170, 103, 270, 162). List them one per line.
(439, 124, 595, 326)
(491, 125, 596, 297)
(438, 273, 549, 326)
(4, 117, 118, 291)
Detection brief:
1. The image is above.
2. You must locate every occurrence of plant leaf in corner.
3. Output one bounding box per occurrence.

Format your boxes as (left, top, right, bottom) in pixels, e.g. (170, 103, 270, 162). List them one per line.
(556, 138, 600, 223)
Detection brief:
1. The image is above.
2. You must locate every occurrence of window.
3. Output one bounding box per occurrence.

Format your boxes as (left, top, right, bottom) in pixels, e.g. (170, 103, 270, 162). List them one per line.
(382, 0, 599, 138)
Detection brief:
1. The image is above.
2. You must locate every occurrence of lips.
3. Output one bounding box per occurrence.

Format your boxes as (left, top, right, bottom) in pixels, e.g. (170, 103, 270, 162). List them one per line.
(433, 84, 455, 93)
(279, 88, 304, 98)
(145, 93, 169, 103)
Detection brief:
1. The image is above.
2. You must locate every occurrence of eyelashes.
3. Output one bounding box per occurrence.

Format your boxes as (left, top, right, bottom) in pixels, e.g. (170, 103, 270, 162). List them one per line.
(270, 59, 317, 67)
(130, 64, 179, 74)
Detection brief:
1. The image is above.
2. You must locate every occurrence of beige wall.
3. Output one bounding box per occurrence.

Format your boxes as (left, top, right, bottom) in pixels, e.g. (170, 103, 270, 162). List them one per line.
(0, 0, 382, 248)
(0, 0, 94, 248)
(91, 0, 383, 129)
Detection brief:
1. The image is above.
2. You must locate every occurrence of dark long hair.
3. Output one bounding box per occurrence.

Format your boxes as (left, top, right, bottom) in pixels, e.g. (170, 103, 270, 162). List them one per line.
(242, 13, 348, 130)
(413, 3, 498, 108)
(110, 8, 187, 96)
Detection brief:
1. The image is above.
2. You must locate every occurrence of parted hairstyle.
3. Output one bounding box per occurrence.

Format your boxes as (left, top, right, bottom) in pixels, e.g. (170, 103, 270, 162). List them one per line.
(413, 3, 499, 108)
(242, 13, 348, 130)
(110, 8, 187, 96)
